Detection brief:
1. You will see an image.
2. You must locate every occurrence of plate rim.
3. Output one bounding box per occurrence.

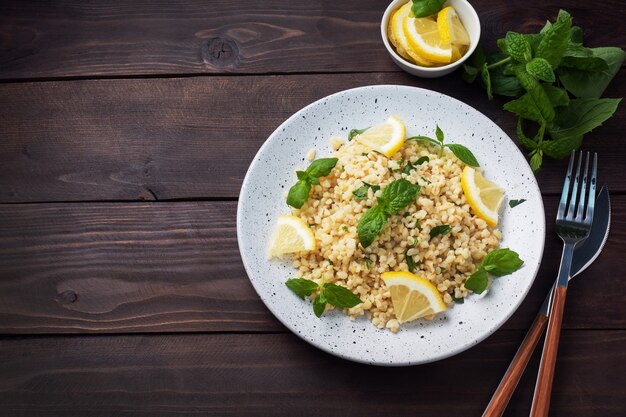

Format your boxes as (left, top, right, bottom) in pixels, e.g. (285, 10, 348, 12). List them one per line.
(237, 84, 546, 366)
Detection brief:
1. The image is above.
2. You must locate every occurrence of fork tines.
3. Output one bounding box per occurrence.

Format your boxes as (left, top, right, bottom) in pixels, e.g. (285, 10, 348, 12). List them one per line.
(558, 151, 598, 223)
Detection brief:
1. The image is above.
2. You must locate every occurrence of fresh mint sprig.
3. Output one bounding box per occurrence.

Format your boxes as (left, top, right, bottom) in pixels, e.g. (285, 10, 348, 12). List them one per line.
(463, 9, 624, 171)
(357, 179, 420, 248)
(464, 248, 524, 294)
(285, 278, 361, 317)
(407, 125, 480, 167)
(287, 158, 338, 208)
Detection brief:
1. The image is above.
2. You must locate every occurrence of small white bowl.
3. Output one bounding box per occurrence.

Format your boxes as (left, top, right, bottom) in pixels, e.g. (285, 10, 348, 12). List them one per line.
(381, 0, 481, 78)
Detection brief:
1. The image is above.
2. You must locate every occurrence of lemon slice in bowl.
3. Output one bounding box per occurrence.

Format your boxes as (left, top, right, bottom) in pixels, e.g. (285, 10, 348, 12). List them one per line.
(461, 166, 505, 227)
(355, 115, 405, 157)
(437, 6, 470, 47)
(268, 215, 316, 258)
(382, 271, 447, 323)
(389, 2, 436, 66)
(403, 13, 452, 64)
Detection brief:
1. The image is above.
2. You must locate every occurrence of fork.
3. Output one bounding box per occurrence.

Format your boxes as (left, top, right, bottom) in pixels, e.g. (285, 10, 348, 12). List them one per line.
(529, 151, 597, 417)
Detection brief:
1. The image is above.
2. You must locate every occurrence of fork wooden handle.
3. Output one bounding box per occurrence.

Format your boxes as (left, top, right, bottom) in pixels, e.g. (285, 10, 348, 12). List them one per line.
(530, 286, 568, 417)
(482, 313, 549, 417)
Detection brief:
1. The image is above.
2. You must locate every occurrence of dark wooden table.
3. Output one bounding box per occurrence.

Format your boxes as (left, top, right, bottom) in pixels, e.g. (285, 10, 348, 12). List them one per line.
(1, 1, 624, 416)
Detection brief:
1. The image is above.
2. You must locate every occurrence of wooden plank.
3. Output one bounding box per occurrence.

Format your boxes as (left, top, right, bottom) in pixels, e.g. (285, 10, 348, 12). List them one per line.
(1, 0, 624, 79)
(1, 73, 624, 203)
(0, 196, 623, 334)
(0, 331, 623, 416)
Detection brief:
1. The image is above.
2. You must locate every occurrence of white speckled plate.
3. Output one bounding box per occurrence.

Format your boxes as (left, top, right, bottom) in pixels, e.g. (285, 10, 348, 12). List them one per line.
(237, 85, 545, 366)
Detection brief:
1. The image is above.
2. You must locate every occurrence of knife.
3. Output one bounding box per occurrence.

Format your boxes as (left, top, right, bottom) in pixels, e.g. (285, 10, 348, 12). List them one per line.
(482, 185, 611, 417)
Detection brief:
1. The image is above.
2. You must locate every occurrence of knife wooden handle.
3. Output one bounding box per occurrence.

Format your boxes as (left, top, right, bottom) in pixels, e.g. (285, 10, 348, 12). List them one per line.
(482, 313, 549, 417)
(530, 286, 567, 417)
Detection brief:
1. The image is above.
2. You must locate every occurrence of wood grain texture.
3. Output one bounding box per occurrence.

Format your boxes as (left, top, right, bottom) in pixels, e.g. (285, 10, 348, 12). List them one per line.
(0, 0, 624, 79)
(1, 73, 624, 203)
(483, 314, 549, 417)
(0, 331, 624, 417)
(0, 201, 282, 333)
(530, 286, 568, 417)
(0, 196, 623, 334)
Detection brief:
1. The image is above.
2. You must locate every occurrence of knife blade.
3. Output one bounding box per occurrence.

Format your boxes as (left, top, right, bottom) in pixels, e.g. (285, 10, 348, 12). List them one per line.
(482, 185, 611, 417)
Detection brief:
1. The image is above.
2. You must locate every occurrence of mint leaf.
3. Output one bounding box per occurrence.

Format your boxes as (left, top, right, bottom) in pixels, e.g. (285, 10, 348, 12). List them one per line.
(505, 32, 532, 62)
(560, 44, 608, 72)
(285, 278, 319, 299)
(465, 268, 489, 294)
(322, 283, 361, 309)
(353, 181, 380, 201)
(529, 151, 543, 172)
(287, 180, 312, 209)
(313, 293, 327, 317)
(445, 144, 480, 167)
(504, 93, 545, 124)
(406, 249, 417, 273)
(558, 47, 625, 98)
(526, 57, 555, 82)
(548, 98, 621, 142)
(462, 64, 479, 83)
(543, 85, 570, 108)
(515, 65, 555, 122)
(481, 63, 493, 100)
(357, 179, 421, 248)
(491, 72, 524, 97)
(429, 224, 451, 240)
(541, 135, 583, 159)
(410, 0, 446, 18)
(516, 118, 538, 151)
(379, 179, 420, 215)
(306, 158, 338, 177)
(357, 206, 387, 248)
(435, 124, 444, 143)
(451, 294, 465, 304)
(569, 26, 583, 43)
(348, 127, 369, 141)
(509, 199, 527, 208)
(481, 248, 524, 276)
(535, 9, 572, 69)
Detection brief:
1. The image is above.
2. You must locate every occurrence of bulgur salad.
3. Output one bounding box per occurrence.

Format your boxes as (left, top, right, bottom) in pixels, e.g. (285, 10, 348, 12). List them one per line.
(268, 116, 524, 332)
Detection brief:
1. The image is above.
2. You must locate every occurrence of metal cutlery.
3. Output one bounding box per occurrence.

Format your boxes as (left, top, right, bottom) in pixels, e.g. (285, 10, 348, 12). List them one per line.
(529, 151, 598, 417)
(482, 185, 610, 417)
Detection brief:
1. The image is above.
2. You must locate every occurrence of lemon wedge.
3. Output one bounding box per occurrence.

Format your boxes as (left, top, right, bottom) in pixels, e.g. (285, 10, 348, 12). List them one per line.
(355, 115, 406, 158)
(382, 271, 447, 323)
(461, 166, 505, 227)
(437, 6, 470, 47)
(389, 3, 436, 66)
(404, 13, 452, 63)
(268, 215, 316, 258)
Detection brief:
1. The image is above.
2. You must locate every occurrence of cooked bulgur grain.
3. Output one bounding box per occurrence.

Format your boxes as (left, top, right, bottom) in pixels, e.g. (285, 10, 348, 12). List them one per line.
(290, 140, 501, 331)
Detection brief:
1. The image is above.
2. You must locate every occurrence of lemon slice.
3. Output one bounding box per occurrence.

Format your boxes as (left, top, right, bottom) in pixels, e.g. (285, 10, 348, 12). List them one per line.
(437, 6, 470, 47)
(389, 3, 436, 66)
(404, 12, 452, 63)
(388, 7, 412, 62)
(382, 271, 447, 323)
(461, 166, 505, 227)
(267, 215, 316, 258)
(355, 115, 405, 157)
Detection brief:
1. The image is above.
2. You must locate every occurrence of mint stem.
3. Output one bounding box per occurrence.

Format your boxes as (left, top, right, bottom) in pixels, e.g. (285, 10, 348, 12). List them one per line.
(487, 57, 512, 70)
